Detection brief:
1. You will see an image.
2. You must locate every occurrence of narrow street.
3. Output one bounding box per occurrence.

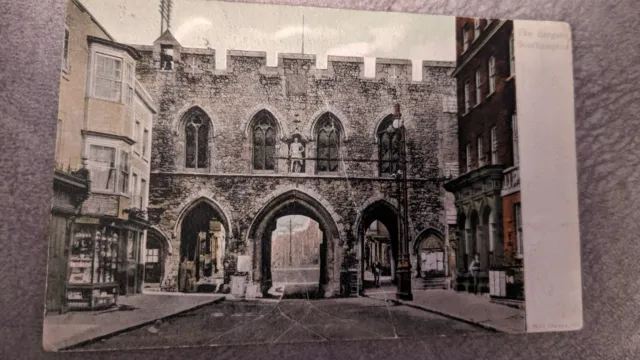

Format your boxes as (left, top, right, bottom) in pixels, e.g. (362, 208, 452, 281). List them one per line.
(78, 297, 488, 350)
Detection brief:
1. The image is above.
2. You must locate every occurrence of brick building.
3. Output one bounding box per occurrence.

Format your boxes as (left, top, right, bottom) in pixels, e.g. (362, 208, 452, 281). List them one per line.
(444, 18, 523, 299)
(132, 30, 458, 297)
(46, 0, 157, 313)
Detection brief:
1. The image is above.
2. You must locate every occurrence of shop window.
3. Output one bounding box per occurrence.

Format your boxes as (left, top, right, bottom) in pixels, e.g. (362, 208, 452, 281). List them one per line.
(89, 145, 116, 191)
(316, 113, 341, 172)
(252, 110, 278, 171)
(377, 115, 401, 176)
(93, 54, 122, 101)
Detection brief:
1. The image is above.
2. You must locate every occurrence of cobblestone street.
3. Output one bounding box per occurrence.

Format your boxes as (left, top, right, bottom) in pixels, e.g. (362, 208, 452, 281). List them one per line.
(78, 297, 487, 350)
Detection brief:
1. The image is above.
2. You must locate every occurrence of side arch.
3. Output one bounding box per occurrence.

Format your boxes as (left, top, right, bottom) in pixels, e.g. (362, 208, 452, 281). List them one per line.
(172, 195, 234, 239)
(412, 227, 445, 253)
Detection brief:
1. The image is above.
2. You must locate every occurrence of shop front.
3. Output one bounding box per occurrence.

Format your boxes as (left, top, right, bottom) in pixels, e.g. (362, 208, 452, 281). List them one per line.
(66, 216, 148, 310)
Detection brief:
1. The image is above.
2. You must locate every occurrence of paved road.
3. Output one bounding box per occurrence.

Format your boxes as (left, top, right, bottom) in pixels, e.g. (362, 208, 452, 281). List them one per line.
(80, 297, 487, 350)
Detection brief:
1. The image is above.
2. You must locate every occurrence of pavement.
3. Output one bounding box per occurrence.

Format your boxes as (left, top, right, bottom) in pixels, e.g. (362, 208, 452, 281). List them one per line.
(43, 292, 225, 351)
(367, 289, 526, 333)
(76, 296, 486, 350)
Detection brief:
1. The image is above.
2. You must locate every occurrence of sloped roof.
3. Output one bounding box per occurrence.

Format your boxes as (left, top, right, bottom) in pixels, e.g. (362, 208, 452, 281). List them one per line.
(155, 29, 180, 45)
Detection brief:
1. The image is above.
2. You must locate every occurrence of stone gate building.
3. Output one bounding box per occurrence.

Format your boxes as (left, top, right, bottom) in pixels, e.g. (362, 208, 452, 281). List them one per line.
(132, 31, 458, 297)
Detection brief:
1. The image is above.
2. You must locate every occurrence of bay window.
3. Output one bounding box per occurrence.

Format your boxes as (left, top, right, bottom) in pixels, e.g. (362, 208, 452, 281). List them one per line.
(93, 54, 122, 101)
(119, 150, 130, 194)
(89, 145, 116, 191)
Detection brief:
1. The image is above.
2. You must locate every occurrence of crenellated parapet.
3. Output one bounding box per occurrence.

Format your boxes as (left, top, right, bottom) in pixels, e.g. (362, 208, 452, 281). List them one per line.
(132, 34, 454, 83)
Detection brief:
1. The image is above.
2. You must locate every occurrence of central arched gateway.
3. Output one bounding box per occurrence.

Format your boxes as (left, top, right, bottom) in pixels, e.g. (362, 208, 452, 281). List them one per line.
(247, 190, 340, 297)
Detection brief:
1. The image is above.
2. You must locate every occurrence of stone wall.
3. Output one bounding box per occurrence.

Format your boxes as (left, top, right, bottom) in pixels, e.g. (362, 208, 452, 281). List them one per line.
(132, 35, 457, 295)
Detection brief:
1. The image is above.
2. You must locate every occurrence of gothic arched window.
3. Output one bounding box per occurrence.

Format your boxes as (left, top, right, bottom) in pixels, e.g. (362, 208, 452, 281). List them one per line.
(252, 110, 277, 171)
(184, 108, 209, 169)
(377, 115, 400, 175)
(316, 113, 341, 172)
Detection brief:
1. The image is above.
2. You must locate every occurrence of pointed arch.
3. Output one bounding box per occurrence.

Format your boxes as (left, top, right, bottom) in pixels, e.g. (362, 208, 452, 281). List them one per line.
(172, 104, 219, 137)
(172, 105, 217, 170)
(173, 196, 233, 239)
(314, 112, 343, 172)
(412, 227, 445, 253)
(307, 107, 351, 141)
(250, 110, 280, 171)
(376, 114, 401, 175)
(242, 106, 287, 140)
(246, 188, 342, 296)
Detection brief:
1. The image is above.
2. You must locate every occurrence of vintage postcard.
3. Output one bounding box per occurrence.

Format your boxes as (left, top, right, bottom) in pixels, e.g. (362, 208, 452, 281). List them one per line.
(43, 0, 582, 351)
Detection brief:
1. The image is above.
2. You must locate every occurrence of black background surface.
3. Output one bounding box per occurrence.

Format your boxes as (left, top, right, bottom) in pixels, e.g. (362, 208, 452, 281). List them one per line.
(1, 0, 638, 359)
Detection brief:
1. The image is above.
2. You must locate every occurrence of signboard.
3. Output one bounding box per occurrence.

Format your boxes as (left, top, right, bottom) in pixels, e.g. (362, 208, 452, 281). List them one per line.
(236, 255, 251, 273)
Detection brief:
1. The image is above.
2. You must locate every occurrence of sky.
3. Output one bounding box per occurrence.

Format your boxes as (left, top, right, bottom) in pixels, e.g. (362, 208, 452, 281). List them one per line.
(80, 0, 455, 80)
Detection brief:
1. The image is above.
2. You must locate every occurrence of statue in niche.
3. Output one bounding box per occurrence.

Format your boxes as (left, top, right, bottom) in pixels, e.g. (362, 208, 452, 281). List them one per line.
(289, 136, 306, 173)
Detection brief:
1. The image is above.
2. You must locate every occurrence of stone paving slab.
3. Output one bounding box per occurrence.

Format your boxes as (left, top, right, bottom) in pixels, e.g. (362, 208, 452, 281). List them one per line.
(368, 289, 526, 333)
(43, 292, 225, 351)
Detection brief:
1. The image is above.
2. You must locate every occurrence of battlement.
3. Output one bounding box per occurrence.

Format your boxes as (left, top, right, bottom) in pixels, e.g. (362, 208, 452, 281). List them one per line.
(134, 41, 454, 82)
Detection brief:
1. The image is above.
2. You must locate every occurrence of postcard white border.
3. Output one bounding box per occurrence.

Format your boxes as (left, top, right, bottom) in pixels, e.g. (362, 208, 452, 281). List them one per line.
(515, 20, 583, 332)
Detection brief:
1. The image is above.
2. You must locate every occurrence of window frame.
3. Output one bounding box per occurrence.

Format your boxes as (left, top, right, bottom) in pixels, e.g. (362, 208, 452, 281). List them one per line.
(131, 172, 139, 207)
(88, 43, 136, 105)
(465, 142, 472, 172)
(491, 126, 498, 165)
(462, 24, 470, 53)
(251, 111, 279, 172)
(140, 178, 147, 210)
(509, 32, 516, 77)
(512, 113, 519, 166)
(464, 79, 472, 113)
(62, 25, 70, 72)
(92, 52, 123, 102)
(377, 115, 401, 177)
(475, 68, 483, 105)
(88, 144, 117, 192)
(119, 150, 130, 195)
(488, 56, 496, 95)
(473, 18, 481, 40)
(477, 135, 484, 167)
(145, 248, 160, 263)
(316, 113, 342, 173)
(514, 203, 523, 257)
(184, 109, 210, 170)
